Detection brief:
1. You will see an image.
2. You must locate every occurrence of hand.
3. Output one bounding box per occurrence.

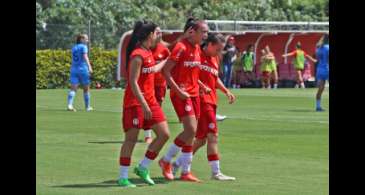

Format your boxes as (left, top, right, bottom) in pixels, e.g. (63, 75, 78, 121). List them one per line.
(226, 91, 236, 104)
(178, 90, 190, 100)
(202, 86, 211, 94)
(142, 104, 152, 120)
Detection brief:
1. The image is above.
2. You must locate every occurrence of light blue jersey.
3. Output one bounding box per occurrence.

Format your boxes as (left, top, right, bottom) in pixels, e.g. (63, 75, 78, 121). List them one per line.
(70, 43, 90, 85)
(71, 43, 88, 70)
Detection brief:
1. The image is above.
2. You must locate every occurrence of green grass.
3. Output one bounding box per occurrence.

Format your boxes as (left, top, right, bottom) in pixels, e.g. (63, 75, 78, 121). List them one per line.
(36, 88, 328, 195)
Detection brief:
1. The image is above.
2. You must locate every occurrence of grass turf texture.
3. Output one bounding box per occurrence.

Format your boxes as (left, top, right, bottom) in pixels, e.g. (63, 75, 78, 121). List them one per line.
(36, 88, 328, 195)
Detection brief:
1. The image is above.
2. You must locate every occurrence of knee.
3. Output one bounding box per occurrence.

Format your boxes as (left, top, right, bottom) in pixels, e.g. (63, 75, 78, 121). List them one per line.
(158, 130, 170, 142)
(208, 134, 218, 144)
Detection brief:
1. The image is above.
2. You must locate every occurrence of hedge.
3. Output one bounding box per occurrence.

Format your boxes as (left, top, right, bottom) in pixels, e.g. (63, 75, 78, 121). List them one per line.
(36, 48, 118, 89)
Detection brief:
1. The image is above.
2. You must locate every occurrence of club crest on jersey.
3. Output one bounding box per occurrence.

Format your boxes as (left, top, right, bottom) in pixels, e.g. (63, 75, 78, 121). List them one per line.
(185, 105, 192, 112)
(208, 123, 215, 129)
(132, 118, 139, 125)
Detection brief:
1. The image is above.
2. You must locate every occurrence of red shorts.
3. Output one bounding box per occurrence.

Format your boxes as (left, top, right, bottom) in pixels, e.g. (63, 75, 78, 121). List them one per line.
(196, 103, 217, 139)
(261, 71, 271, 79)
(155, 86, 166, 104)
(171, 95, 200, 121)
(122, 105, 166, 132)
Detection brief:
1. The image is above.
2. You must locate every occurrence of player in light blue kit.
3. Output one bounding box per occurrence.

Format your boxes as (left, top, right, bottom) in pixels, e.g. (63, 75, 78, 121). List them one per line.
(67, 34, 93, 111)
(315, 34, 329, 112)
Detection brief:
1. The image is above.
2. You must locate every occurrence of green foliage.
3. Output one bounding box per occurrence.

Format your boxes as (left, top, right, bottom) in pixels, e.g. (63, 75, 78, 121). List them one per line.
(36, 48, 118, 89)
(36, 0, 329, 49)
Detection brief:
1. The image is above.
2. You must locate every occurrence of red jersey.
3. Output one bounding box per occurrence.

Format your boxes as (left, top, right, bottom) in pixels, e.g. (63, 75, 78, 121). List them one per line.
(199, 52, 219, 105)
(169, 39, 201, 97)
(123, 46, 158, 108)
(151, 42, 170, 87)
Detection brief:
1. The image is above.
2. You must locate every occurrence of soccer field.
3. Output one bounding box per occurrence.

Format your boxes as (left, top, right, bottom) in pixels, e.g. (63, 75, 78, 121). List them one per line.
(36, 88, 328, 195)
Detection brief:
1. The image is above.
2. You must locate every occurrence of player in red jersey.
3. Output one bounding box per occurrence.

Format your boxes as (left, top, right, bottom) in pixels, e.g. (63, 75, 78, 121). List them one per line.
(172, 33, 236, 181)
(117, 20, 171, 187)
(143, 27, 171, 144)
(158, 17, 209, 182)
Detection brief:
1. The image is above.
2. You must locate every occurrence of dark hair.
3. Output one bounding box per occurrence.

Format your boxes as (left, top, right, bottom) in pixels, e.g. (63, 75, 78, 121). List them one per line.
(247, 44, 253, 51)
(76, 34, 87, 44)
(126, 20, 157, 68)
(183, 17, 205, 32)
(296, 42, 302, 49)
(200, 33, 225, 49)
(322, 34, 329, 45)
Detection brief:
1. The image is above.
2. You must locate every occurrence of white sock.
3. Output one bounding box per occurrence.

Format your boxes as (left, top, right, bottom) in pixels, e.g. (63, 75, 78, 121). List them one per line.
(274, 83, 278, 89)
(119, 166, 129, 179)
(300, 82, 305, 88)
(209, 160, 221, 175)
(175, 154, 183, 167)
(144, 129, 152, 138)
(139, 156, 152, 169)
(163, 143, 181, 163)
(181, 152, 193, 174)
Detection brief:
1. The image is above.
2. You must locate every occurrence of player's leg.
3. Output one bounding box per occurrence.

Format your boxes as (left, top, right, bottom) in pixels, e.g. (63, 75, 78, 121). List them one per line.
(135, 121, 170, 185)
(207, 133, 235, 180)
(272, 70, 278, 89)
(118, 128, 139, 187)
(80, 71, 92, 111)
(316, 79, 326, 111)
(67, 71, 79, 111)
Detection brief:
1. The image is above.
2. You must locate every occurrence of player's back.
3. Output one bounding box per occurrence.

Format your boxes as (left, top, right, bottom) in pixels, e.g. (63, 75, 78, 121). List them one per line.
(71, 44, 88, 69)
(316, 44, 329, 70)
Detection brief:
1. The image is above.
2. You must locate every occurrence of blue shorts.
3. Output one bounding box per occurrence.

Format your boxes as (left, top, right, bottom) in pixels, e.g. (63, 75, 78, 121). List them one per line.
(316, 70, 328, 81)
(70, 70, 90, 85)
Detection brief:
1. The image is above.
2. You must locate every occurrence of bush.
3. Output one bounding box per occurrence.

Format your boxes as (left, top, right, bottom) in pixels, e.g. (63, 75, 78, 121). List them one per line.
(36, 48, 118, 89)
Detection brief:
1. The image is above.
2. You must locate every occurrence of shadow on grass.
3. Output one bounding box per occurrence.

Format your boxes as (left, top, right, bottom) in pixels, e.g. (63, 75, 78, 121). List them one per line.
(287, 109, 315, 112)
(88, 140, 144, 144)
(52, 177, 169, 188)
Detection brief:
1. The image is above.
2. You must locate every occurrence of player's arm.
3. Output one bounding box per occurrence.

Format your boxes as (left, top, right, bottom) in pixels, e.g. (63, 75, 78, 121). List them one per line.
(82, 46, 93, 73)
(162, 59, 189, 100)
(152, 59, 168, 73)
(217, 78, 235, 104)
(198, 80, 211, 94)
(162, 27, 193, 50)
(129, 56, 152, 120)
(282, 51, 296, 58)
(305, 53, 317, 63)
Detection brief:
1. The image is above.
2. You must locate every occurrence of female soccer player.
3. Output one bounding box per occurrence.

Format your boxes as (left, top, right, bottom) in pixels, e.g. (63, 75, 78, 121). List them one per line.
(265, 46, 278, 89)
(242, 44, 255, 86)
(67, 34, 93, 112)
(260, 49, 271, 89)
(118, 20, 170, 187)
(282, 42, 317, 88)
(173, 33, 236, 181)
(143, 27, 171, 144)
(315, 34, 329, 111)
(159, 17, 209, 182)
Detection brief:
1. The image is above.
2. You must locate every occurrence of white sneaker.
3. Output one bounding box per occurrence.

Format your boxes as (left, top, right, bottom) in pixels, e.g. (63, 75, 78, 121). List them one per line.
(86, 107, 93, 111)
(216, 114, 227, 121)
(211, 172, 236, 181)
(67, 105, 76, 112)
(294, 84, 299, 88)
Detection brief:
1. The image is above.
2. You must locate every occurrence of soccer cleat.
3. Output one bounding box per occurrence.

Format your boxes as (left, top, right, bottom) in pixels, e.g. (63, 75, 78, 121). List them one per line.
(67, 105, 77, 112)
(144, 137, 153, 144)
(117, 178, 136, 187)
(158, 158, 174, 180)
(211, 172, 236, 181)
(86, 106, 93, 111)
(172, 161, 180, 176)
(316, 107, 325, 112)
(180, 172, 201, 182)
(134, 166, 155, 185)
(216, 114, 227, 121)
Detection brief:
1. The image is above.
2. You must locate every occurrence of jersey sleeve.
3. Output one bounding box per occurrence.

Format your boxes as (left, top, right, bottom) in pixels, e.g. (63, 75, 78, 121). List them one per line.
(169, 42, 185, 63)
(81, 45, 88, 54)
